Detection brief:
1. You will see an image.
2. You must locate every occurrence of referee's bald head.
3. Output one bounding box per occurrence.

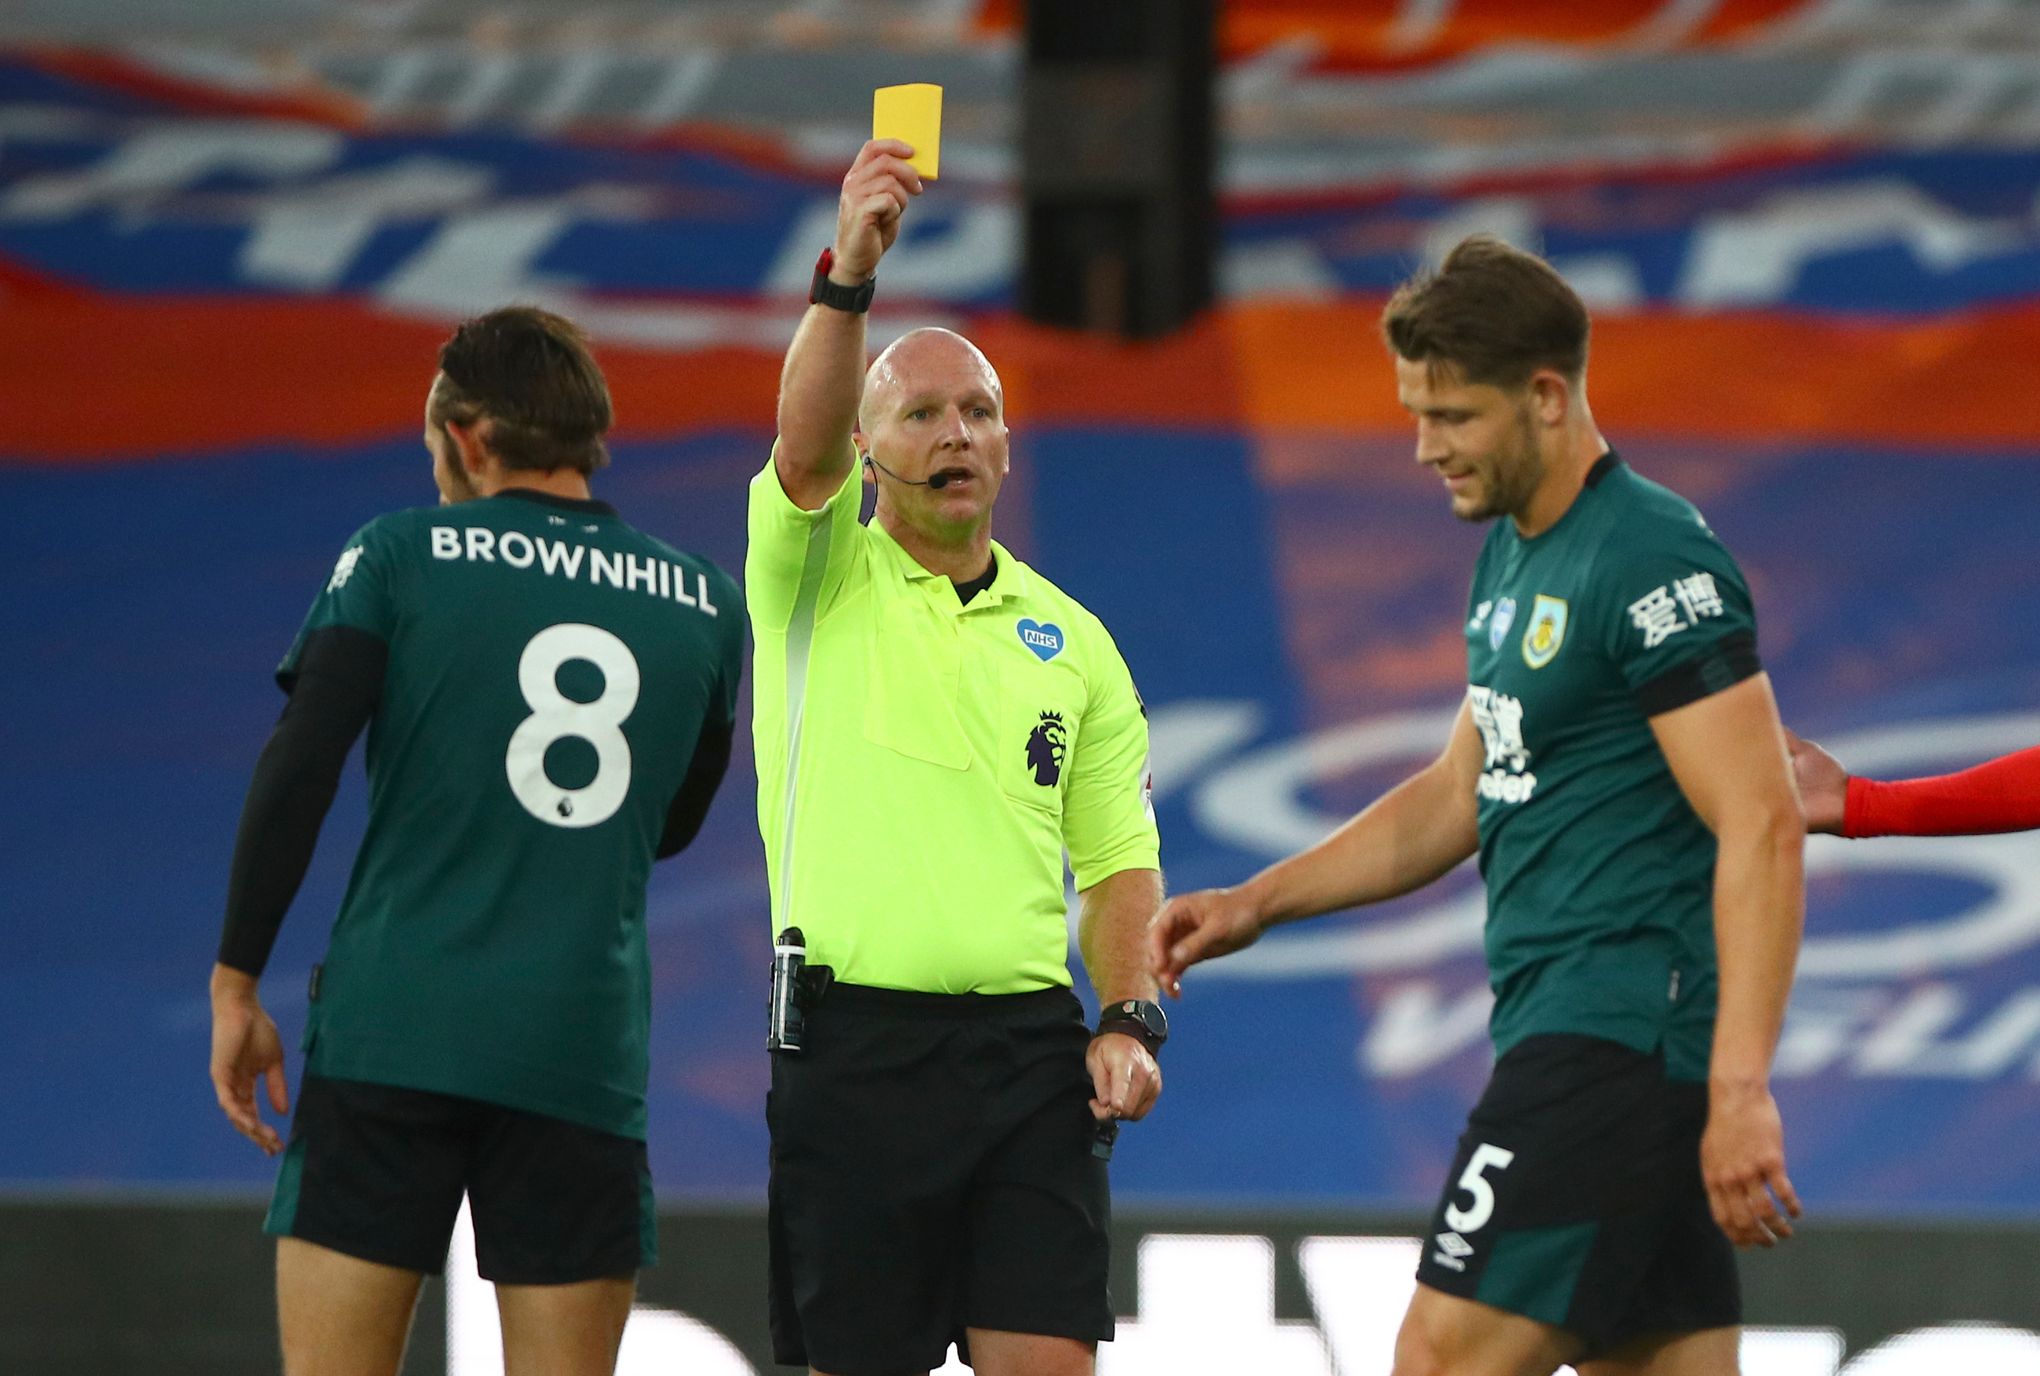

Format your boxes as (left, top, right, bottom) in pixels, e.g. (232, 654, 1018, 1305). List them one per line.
(859, 328, 1004, 433)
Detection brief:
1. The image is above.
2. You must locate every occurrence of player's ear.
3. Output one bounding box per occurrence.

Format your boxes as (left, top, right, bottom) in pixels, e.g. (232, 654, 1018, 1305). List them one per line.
(446, 418, 488, 475)
(1528, 371, 1571, 427)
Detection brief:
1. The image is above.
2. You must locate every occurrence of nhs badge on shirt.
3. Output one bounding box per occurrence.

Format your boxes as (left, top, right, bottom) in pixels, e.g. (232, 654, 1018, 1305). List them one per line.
(1017, 618, 1064, 662)
(1522, 594, 1569, 670)
(1488, 597, 1516, 652)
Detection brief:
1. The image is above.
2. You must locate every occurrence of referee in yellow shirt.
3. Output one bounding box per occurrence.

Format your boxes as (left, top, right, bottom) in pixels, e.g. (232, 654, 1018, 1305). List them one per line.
(749, 139, 1168, 1376)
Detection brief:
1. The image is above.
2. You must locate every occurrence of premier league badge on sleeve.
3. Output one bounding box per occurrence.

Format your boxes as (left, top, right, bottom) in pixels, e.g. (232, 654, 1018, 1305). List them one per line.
(1488, 597, 1516, 652)
(1522, 594, 1569, 669)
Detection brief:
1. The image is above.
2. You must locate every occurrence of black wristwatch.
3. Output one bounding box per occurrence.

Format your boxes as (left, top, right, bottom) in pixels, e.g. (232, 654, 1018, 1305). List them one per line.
(809, 248, 875, 313)
(1097, 998, 1169, 1055)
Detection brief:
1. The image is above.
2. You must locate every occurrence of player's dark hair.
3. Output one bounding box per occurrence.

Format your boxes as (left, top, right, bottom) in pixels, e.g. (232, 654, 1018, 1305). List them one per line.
(1381, 235, 1590, 389)
(431, 306, 613, 474)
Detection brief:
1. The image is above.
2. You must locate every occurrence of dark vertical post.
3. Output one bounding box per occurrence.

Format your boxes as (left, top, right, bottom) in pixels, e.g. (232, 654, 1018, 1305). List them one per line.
(1020, 0, 1217, 339)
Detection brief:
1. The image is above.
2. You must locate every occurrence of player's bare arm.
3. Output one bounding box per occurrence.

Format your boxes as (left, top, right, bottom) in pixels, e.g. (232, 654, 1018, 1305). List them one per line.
(775, 139, 923, 510)
(1150, 699, 1483, 996)
(1651, 672, 1806, 1249)
(209, 963, 288, 1155)
(1077, 867, 1165, 1123)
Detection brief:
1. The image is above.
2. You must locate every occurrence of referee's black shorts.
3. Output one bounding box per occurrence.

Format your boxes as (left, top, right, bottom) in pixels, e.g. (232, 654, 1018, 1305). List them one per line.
(767, 983, 1113, 1376)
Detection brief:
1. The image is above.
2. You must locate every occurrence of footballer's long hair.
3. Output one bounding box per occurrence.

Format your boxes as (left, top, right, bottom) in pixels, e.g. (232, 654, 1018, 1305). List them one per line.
(1381, 235, 1590, 390)
(430, 306, 613, 475)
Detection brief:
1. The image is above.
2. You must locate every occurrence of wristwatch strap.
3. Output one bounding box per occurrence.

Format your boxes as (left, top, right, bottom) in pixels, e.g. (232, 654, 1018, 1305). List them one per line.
(1097, 998, 1168, 1055)
(809, 248, 875, 313)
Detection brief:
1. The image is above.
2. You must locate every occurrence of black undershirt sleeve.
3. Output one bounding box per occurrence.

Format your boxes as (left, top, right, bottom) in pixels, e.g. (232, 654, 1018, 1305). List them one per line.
(657, 719, 735, 859)
(216, 626, 386, 976)
(1633, 630, 1762, 717)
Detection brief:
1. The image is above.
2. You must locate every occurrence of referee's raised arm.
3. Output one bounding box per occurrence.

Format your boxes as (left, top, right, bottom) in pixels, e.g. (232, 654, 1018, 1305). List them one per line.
(775, 138, 922, 510)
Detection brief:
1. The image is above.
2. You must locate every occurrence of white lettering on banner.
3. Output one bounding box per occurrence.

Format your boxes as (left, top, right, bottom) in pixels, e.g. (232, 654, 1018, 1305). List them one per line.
(239, 155, 494, 290)
(1100, 1236, 1334, 1376)
(1297, 1236, 1423, 1376)
(0, 123, 342, 220)
(1360, 982, 1494, 1077)
(1353, 979, 2040, 1083)
(1681, 180, 2031, 308)
(439, 1214, 2033, 1376)
(763, 199, 1017, 300)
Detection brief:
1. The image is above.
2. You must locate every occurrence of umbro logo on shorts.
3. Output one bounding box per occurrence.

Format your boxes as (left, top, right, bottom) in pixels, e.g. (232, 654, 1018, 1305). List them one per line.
(1431, 1231, 1474, 1272)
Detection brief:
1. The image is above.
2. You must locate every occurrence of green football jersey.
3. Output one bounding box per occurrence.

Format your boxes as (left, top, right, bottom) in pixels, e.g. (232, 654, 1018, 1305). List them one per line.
(281, 490, 743, 1138)
(1463, 454, 1759, 1080)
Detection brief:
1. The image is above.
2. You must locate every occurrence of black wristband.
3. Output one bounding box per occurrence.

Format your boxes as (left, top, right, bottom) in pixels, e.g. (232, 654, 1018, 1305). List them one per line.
(809, 248, 875, 313)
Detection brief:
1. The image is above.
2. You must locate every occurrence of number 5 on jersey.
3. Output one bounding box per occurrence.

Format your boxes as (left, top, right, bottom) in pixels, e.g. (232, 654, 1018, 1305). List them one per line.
(507, 623, 641, 829)
(1444, 1142, 1516, 1234)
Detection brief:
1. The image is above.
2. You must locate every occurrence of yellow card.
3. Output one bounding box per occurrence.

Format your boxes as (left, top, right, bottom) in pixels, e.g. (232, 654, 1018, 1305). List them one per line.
(873, 83, 942, 180)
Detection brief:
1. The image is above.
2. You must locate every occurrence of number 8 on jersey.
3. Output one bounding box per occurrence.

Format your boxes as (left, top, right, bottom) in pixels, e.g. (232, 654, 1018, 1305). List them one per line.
(507, 622, 642, 829)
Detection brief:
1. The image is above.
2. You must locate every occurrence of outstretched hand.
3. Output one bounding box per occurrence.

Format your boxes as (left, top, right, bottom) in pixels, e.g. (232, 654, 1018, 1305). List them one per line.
(1784, 729, 1847, 835)
(833, 139, 925, 280)
(1147, 887, 1264, 999)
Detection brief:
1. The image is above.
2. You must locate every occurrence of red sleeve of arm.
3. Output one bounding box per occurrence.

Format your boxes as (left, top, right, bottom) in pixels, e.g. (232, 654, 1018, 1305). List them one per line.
(1844, 744, 2040, 838)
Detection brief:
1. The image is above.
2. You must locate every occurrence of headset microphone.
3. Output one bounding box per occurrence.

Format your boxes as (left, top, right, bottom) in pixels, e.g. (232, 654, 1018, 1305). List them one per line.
(863, 453, 953, 490)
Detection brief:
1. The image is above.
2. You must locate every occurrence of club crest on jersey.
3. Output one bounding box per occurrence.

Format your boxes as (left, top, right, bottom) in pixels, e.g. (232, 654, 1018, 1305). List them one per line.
(1488, 597, 1516, 652)
(1017, 618, 1064, 662)
(1522, 594, 1569, 669)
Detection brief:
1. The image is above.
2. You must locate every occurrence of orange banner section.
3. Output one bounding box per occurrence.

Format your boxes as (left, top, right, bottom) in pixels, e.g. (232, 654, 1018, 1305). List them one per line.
(1224, 299, 2040, 450)
(975, 0, 1814, 71)
(0, 297, 781, 463)
(4, 294, 2037, 464)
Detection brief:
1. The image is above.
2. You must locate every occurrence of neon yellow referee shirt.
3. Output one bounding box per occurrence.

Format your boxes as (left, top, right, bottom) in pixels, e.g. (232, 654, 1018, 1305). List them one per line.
(746, 447, 1160, 994)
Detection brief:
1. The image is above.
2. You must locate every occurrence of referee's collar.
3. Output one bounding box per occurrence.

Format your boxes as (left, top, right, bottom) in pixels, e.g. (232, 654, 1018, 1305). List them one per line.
(873, 523, 1028, 608)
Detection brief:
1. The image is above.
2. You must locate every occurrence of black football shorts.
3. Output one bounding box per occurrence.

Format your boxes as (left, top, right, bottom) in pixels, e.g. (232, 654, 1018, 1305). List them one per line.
(767, 983, 1114, 1376)
(265, 1073, 653, 1284)
(1414, 1033, 1740, 1358)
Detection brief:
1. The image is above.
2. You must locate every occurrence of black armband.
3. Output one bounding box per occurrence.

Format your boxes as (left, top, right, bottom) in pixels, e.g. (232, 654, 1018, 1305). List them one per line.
(1634, 630, 1761, 717)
